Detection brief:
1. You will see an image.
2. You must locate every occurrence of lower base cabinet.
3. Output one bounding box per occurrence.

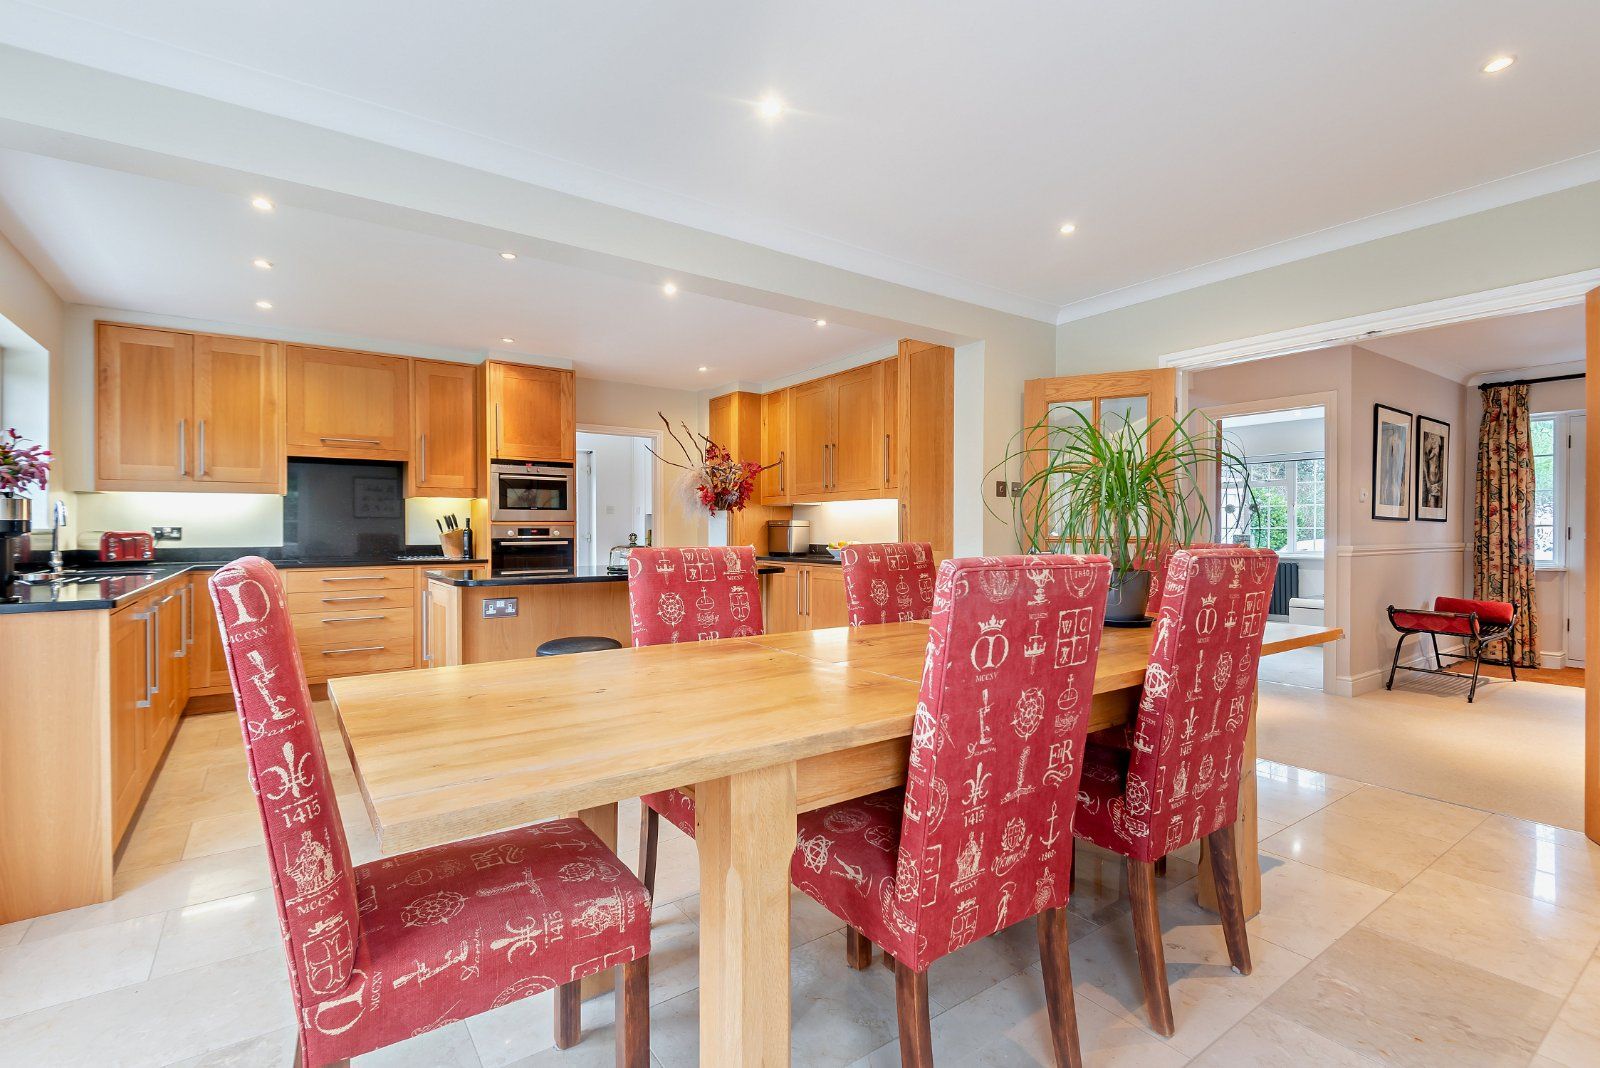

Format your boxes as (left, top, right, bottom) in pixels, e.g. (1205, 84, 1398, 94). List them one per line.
(109, 578, 191, 844)
(765, 564, 848, 633)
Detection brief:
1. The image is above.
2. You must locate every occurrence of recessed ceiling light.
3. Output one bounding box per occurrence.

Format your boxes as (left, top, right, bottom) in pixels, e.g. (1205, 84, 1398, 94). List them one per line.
(698, 366, 709, 373)
(1058, 222, 1077, 236)
(254, 300, 273, 310)
(499, 251, 517, 260)
(662, 282, 678, 297)
(1482, 55, 1515, 74)
(757, 95, 785, 120)
(252, 258, 273, 270)
(815, 319, 827, 327)
(250, 196, 274, 212)
(500, 337, 515, 344)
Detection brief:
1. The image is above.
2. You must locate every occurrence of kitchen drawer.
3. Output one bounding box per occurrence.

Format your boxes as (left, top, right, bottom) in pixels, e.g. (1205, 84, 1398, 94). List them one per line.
(301, 641, 416, 681)
(292, 608, 414, 650)
(286, 586, 414, 615)
(282, 567, 414, 595)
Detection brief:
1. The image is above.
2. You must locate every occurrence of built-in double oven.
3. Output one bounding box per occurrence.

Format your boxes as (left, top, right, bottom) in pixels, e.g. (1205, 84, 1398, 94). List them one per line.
(490, 526, 576, 576)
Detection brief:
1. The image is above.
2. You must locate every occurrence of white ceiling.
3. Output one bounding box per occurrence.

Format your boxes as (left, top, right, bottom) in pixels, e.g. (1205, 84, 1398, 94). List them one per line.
(0, 149, 897, 388)
(1360, 304, 1585, 382)
(3, 0, 1598, 322)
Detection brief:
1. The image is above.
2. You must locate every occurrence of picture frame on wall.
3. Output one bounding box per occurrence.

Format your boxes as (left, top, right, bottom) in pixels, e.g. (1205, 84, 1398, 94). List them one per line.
(1372, 403, 1412, 521)
(1415, 415, 1450, 522)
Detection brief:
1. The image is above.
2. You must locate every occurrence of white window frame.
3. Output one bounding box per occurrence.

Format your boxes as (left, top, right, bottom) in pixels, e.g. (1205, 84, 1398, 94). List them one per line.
(1222, 449, 1326, 556)
(1532, 411, 1577, 572)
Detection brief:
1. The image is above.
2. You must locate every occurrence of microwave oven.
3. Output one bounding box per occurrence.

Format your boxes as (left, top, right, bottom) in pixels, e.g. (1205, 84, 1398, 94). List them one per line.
(489, 462, 575, 523)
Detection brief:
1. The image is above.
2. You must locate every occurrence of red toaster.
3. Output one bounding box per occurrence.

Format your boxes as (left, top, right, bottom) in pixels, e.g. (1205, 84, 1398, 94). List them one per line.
(100, 530, 155, 562)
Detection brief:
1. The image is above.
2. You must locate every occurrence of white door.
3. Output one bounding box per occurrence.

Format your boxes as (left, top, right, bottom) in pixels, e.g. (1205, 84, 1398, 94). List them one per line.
(1569, 415, 1586, 667)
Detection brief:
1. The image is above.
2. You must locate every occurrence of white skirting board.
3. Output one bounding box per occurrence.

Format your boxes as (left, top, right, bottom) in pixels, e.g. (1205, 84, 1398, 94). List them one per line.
(1334, 638, 1468, 698)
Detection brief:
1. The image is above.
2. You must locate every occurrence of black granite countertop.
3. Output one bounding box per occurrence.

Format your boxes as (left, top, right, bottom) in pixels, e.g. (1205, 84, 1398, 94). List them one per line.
(427, 564, 785, 588)
(757, 551, 843, 566)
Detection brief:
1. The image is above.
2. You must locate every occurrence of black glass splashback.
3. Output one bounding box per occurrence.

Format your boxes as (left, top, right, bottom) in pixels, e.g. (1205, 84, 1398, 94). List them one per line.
(284, 459, 406, 560)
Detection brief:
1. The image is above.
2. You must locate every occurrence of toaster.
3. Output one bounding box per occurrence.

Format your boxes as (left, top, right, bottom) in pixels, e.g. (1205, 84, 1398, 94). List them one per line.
(100, 531, 155, 562)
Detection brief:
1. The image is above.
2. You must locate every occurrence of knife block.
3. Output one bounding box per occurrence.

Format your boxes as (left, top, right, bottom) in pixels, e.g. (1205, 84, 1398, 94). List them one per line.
(439, 529, 467, 560)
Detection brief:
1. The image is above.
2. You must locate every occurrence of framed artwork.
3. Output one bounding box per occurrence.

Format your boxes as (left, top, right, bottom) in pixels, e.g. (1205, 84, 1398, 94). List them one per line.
(1372, 403, 1412, 521)
(1415, 415, 1450, 522)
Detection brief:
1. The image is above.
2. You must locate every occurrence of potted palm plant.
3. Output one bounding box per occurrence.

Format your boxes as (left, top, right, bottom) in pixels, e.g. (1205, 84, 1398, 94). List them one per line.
(988, 409, 1253, 624)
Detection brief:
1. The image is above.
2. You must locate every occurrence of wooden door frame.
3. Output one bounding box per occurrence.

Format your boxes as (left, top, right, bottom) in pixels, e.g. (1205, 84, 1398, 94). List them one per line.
(1585, 287, 1599, 842)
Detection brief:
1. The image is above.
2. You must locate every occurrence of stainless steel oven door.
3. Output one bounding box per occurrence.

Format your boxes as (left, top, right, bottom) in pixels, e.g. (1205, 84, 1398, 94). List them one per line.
(490, 464, 575, 522)
(491, 534, 575, 576)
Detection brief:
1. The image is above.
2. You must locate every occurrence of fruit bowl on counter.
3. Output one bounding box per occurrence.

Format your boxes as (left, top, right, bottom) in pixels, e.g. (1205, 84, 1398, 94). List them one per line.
(825, 541, 850, 561)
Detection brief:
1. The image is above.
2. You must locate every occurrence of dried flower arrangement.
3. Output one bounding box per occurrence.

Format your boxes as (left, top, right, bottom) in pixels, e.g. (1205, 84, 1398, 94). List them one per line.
(0, 428, 50, 496)
(648, 413, 777, 515)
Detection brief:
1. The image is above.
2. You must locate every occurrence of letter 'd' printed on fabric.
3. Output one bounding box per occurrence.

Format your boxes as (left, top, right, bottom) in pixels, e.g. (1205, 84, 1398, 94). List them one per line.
(1074, 546, 1278, 864)
(626, 546, 764, 646)
(840, 541, 937, 626)
(789, 554, 1112, 973)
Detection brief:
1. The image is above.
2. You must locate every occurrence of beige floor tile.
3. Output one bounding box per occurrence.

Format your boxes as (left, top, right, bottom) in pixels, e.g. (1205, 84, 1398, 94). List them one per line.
(358, 1020, 483, 1066)
(1065, 889, 1311, 1055)
(165, 1026, 296, 1067)
(1067, 842, 1198, 928)
(1433, 815, 1600, 919)
(1261, 808, 1452, 891)
(1537, 952, 1600, 1067)
(116, 818, 192, 872)
(0, 947, 292, 1067)
(1319, 784, 1488, 841)
(1245, 853, 1389, 958)
(1254, 761, 1361, 825)
(184, 807, 268, 859)
(0, 917, 34, 949)
(0, 912, 165, 1019)
(462, 987, 559, 1068)
(1359, 868, 1600, 997)
(151, 888, 283, 978)
(1268, 925, 1561, 1067)
(1188, 1005, 1383, 1066)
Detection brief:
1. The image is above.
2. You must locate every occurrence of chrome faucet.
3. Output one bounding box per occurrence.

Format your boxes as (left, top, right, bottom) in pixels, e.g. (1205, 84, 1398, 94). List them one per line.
(48, 500, 67, 576)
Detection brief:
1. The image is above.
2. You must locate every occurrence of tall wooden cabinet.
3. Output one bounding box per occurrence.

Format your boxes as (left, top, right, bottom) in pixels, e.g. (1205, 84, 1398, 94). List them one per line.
(97, 324, 284, 493)
(487, 361, 575, 463)
(760, 389, 791, 504)
(286, 345, 412, 461)
(411, 359, 481, 496)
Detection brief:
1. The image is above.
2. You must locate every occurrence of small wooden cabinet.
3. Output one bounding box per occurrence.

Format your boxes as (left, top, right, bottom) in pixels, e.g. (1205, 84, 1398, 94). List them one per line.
(286, 345, 412, 461)
(764, 563, 848, 633)
(487, 361, 575, 463)
(97, 324, 284, 493)
(411, 359, 480, 496)
(108, 578, 190, 842)
(760, 389, 791, 504)
(778, 362, 892, 501)
(789, 379, 833, 496)
(286, 567, 417, 682)
(880, 357, 899, 494)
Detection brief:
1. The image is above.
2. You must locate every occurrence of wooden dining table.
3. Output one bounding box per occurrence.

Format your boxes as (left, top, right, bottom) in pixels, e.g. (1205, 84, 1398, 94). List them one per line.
(330, 618, 1340, 1066)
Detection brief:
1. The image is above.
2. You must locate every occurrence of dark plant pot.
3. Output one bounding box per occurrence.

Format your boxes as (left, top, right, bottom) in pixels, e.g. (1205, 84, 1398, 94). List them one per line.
(1106, 569, 1152, 625)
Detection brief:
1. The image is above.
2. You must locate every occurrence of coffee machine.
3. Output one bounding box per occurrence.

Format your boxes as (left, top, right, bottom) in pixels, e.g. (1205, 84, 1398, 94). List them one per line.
(0, 496, 29, 601)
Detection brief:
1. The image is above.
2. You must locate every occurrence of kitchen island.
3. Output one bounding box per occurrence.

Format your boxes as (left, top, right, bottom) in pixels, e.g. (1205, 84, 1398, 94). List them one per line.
(423, 564, 782, 665)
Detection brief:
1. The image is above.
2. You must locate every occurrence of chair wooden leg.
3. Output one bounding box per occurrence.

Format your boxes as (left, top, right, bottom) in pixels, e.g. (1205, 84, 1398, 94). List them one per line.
(1152, 856, 1167, 878)
(291, 1033, 347, 1068)
(615, 955, 650, 1068)
(638, 805, 659, 898)
(881, 946, 897, 971)
(1037, 906, 1084, 1068)
(845, 926, 873, 969)
(894, 957, 935, 1067)
(1127, 858, 1174, 1037)
(555, 978, 582, 1049)
(1204, 823, 1253, 976)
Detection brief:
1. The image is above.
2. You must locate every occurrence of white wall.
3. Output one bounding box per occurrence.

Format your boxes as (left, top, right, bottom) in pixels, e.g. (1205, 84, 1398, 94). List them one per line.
(0, 228, 64, 543)
(789, 499, 901, 547)
(1225, 416, 1324, 458)
(576, 431, 654, 567)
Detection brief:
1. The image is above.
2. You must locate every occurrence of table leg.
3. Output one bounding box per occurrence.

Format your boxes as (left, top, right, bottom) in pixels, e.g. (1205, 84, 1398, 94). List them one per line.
(1198, 692, 1261, 917)
(575, 803, 619, 1000)
(696, 763, 796, 1067)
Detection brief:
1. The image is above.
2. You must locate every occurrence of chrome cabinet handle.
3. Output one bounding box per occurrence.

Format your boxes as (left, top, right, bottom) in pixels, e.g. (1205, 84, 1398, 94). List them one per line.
(322, 645, 386, 655)
(495, 403, 502, 453)
(421, 590, 431, 665)
(197, 420, 207, 478)
(320, 594, 387, 603)
(419, 434, 428, 483)
(176, 586, 192, 655)
(319, 614, 386, 623)
(134, 611, 153, 709)
(883, 433, 890, 486)
(320, 436, 383, 446)
(779, 449, 785, 494)
(320, 574, 388, 583)
(149, 601, 163, 696)
(177, 420, 188, 478)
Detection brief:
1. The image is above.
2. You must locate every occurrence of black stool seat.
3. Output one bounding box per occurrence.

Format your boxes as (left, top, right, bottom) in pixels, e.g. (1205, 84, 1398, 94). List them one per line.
(536, 635, 624, 657)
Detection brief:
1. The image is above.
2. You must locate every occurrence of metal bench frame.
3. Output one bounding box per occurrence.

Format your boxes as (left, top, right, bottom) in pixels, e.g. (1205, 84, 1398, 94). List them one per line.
(1385, 604, 1518, 703)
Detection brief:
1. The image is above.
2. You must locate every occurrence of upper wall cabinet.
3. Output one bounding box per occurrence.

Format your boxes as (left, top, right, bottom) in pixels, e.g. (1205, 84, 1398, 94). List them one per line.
(759, 388, 791, 504)
(487, 361, 575, 463)
(97, 323, 284, 493)
(410, 359, 480, 497)
(780, 361, 891, 502)
(286, 345, 412, 461)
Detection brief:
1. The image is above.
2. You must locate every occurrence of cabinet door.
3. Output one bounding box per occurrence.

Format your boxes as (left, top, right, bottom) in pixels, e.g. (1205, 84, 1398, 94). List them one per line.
(880, 358, 899, 494)
(193, 334, 284, 492)
(110, 602, 152, 840)
(765, 567, 802, 633)
(188, 573, 232, 693)
(830, 364, 883, 496)
(411, 360, 480, 496)
(286, 346, 412, 460)
(96, 324, 194, 488)
(158, 587, 188, 740)
(760, 389, 791, 504)
(789, 379, 833, 497)
(806, 567, 851, 630)
(491, 363, 576, 462)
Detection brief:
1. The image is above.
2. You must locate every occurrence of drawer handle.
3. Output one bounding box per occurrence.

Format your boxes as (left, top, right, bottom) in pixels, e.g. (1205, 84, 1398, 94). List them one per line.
(319, 614, 387, 623)
(320, 594, 387, 603)
(320, 436, 383, 446)
(320, 575, 388, 583)
(321, 645, 387, 655)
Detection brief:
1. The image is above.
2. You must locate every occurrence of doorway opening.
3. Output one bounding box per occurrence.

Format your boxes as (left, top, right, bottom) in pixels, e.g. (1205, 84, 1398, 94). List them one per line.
(575, 427, 659, 569)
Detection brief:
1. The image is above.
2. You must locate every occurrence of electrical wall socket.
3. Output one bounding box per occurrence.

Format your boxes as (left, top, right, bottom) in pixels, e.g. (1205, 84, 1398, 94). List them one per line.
(995, 480, 1009, 498)
(152, 526, 182, 541)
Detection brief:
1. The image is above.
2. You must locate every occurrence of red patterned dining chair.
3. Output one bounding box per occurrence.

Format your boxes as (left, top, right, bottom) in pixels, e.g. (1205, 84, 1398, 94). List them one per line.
(839, 541, 937, 625)
(209, 558, 651, 1068)
(790, 554, 1113, 1066)
(626, 546, 764, 897)
(1072, 545, 1277, 1037)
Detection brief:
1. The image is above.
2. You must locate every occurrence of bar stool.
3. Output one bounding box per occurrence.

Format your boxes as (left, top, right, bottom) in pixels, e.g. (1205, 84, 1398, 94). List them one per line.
(536, 635, 623, 656)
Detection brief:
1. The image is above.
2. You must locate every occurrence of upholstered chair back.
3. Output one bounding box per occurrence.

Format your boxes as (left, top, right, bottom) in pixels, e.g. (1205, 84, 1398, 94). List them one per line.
(626, 546, 764, 646)
(209, 558, 361, 1020)
(892, 554, 1112, 969)
(1102, 546, 1277, 862)
(839, 541, 937, 625)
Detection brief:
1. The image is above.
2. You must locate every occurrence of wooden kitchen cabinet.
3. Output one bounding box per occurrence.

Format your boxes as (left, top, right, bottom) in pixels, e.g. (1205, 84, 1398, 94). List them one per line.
(98, 324, 283, 493)
(109, 600, 152, 839)
(188, 573, 231, 694)
(286, 345, 412, 461)
(789, 379, 832, 496)
(487, 361, 575, 463)
(410, 359, 480, 496)
(807, 567, 850, 629)
(764, 563, 847, 633)
(879, 357, 899, 493)
(765, 565, 801, 632)
(760, 388, 791, 504)
(829, 364, 883, 496)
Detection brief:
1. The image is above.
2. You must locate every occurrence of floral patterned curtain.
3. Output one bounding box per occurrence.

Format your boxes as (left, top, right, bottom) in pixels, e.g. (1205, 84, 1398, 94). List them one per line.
(1474, 384, 1539, 666)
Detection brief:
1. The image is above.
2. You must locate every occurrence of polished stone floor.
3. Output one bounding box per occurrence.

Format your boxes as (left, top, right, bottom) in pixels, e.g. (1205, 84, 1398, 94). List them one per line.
(3, 701, 1600, 1067)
